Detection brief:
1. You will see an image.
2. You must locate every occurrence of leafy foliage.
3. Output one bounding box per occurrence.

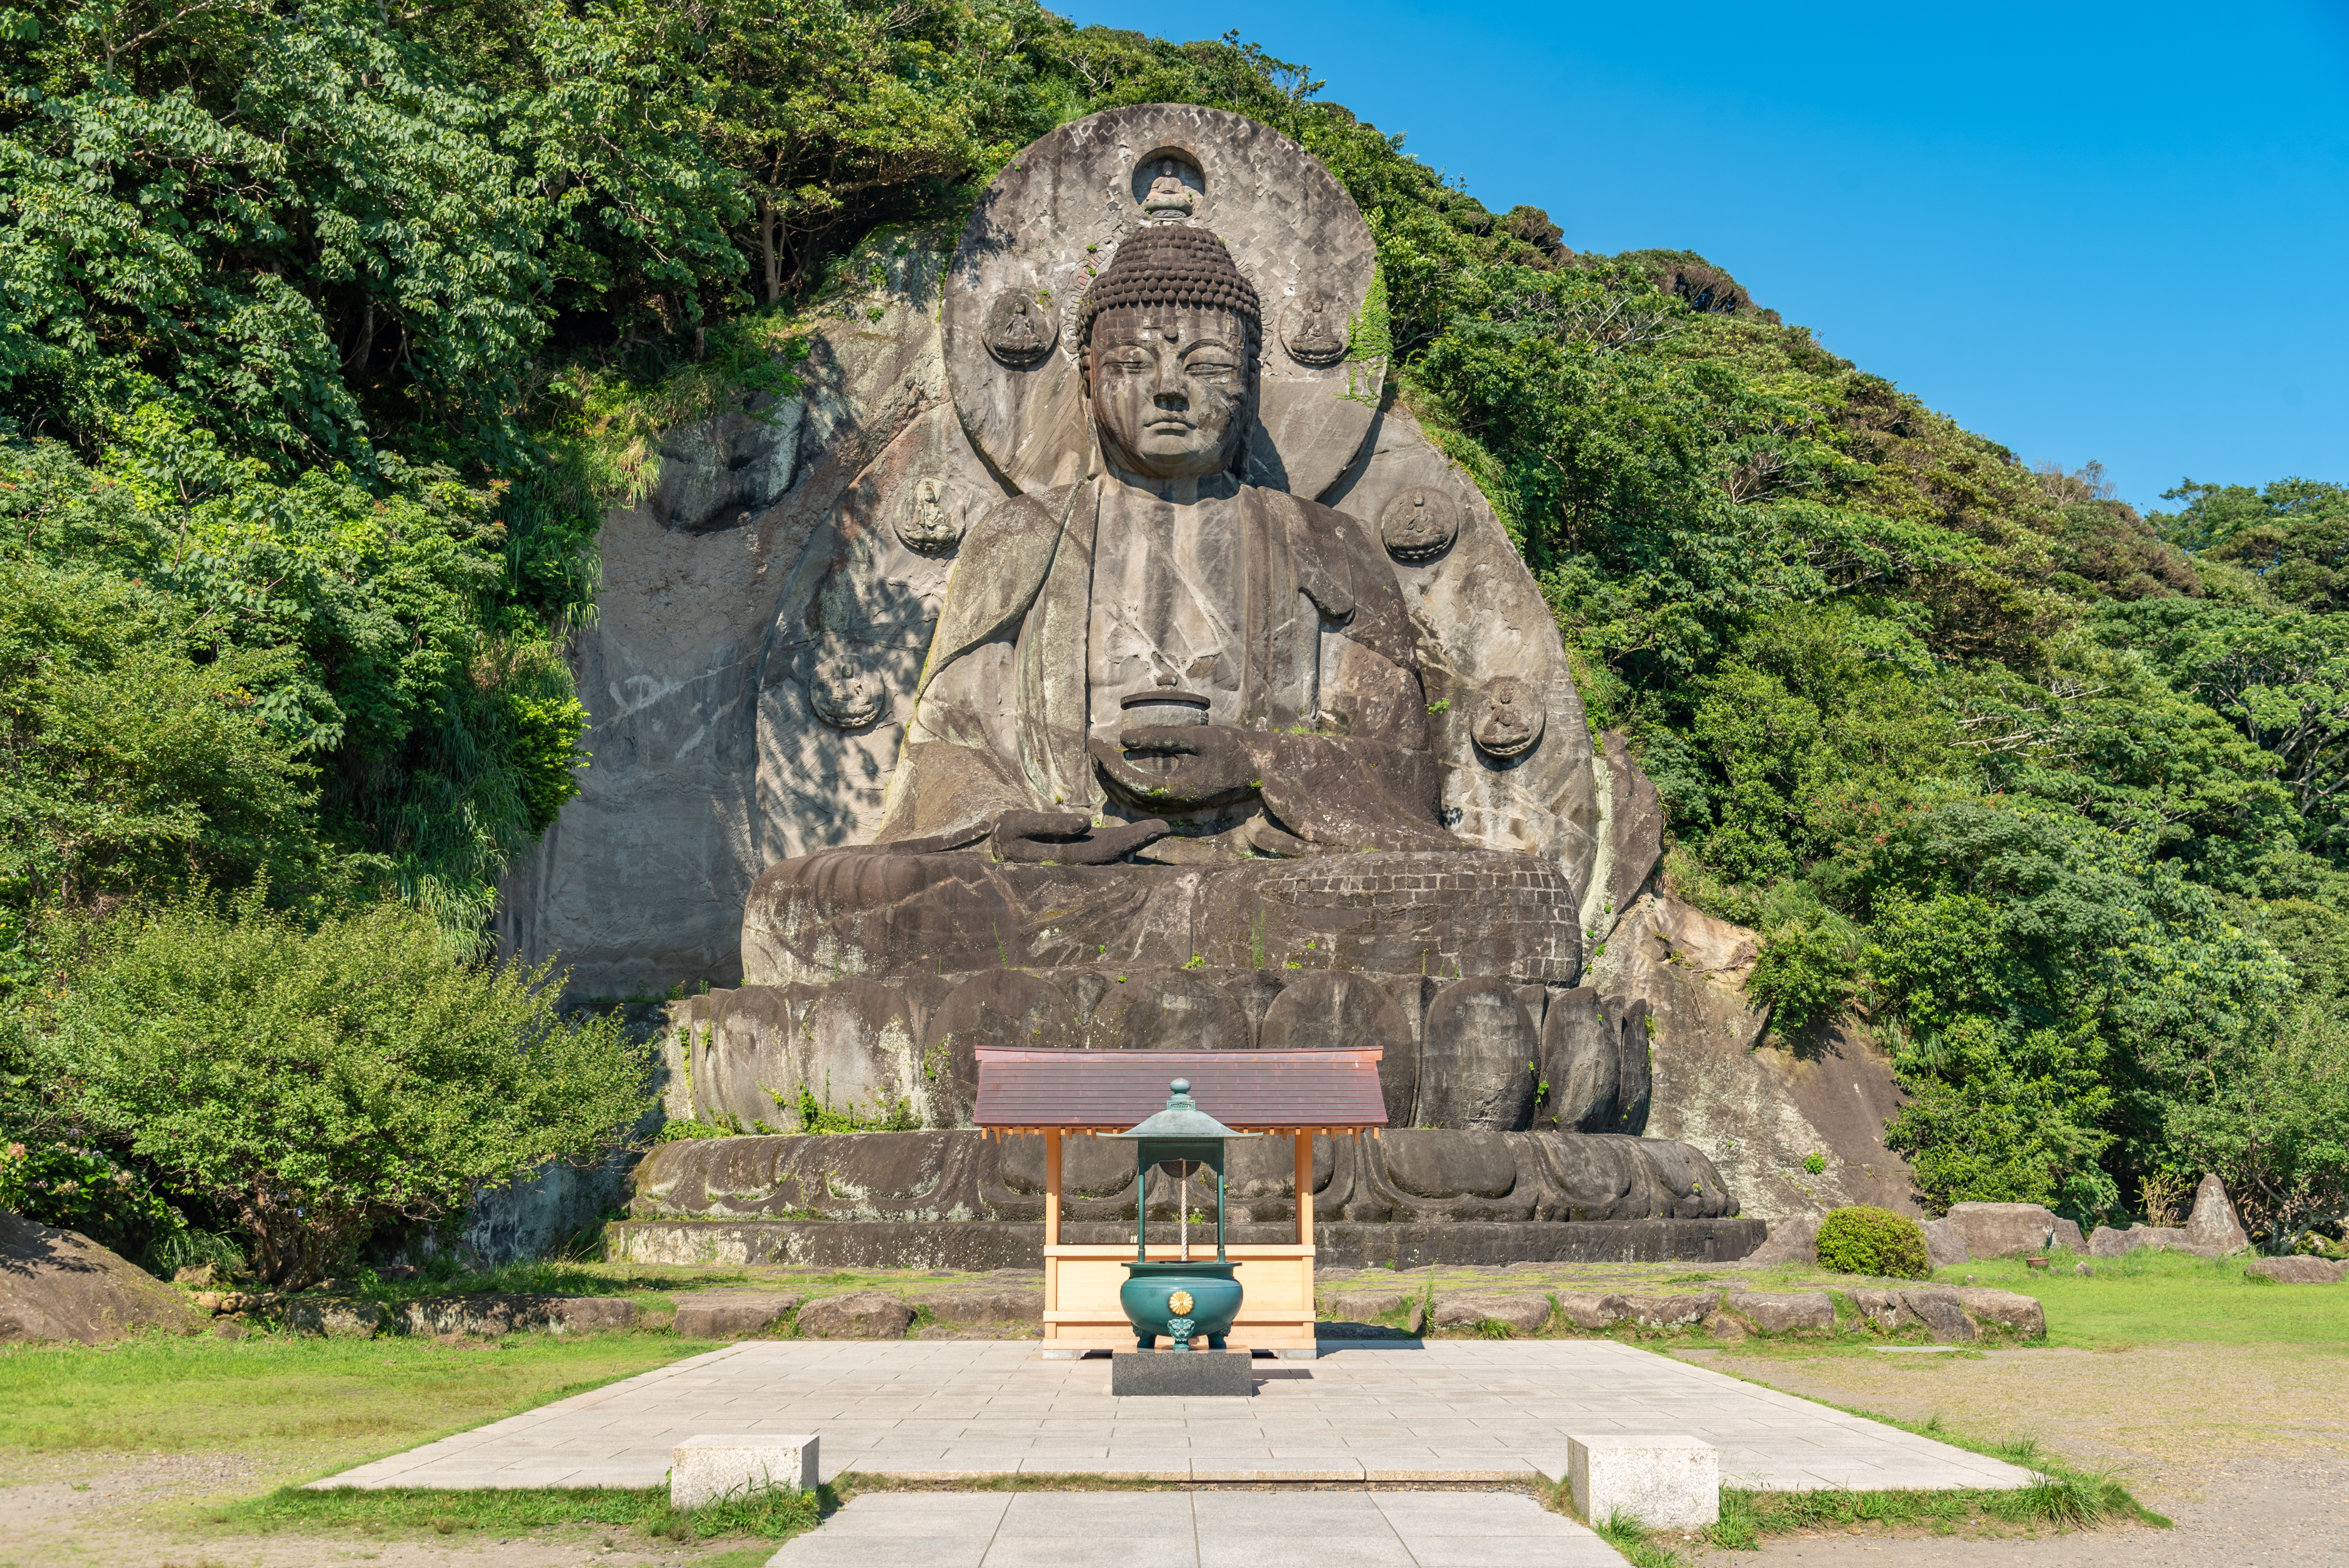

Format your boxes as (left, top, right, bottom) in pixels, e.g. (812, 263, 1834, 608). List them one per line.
(1815, 1205, 1931, 1278)
(6, 889, 651, 1286)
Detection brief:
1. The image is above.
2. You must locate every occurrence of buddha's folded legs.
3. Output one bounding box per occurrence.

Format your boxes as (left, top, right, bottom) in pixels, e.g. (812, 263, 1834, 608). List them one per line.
(742, 847, 1581, 988)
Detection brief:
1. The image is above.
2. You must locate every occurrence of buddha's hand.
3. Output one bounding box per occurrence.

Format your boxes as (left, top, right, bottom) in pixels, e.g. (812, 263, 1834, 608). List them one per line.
(1089, 724, 1261, 809)
(991, 808, 1170, 865)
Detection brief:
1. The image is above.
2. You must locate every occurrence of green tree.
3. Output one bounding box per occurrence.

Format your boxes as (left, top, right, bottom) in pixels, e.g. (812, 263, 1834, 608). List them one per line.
(15, 890, 651, 1286)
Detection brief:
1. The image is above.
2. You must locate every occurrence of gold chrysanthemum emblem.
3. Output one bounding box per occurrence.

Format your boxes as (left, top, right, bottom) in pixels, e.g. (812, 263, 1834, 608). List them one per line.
(1167, 1290, 1195, 1316)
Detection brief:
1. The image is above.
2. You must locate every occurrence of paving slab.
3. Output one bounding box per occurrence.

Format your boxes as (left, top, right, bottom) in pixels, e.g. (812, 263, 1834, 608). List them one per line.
(310, 1340, 2033, 1493)
(767, 1490, 1629, 1568)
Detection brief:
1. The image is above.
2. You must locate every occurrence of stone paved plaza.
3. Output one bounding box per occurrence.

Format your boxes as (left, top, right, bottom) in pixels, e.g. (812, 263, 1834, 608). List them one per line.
(763, 1489, 1630, 1568)
(314, 1339, 2034, 1492)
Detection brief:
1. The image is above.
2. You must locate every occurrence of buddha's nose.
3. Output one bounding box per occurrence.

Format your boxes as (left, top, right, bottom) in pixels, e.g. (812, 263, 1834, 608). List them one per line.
(1152, 352, 1186, 400)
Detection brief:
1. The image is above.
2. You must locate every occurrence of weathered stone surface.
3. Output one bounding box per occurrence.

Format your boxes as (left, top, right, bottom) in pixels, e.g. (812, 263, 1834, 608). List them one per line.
(1430, 1294, 1551, 1334)
(627, 1127, 1737, 1233)
(285, 1298, 383, 1339)
(1327, 1289, 1410, 1322)
(670, 1291, 801, 1338)
(1942, 1203, 2080, 1258)
(1620, 1293, 1715, 1329)
(905, 1288, 1044, 1323)
(1259, 972, 1416, 1127)
(1621, 924, 1921, 1230)
(1898, 1289, 1976, 1344)
(496, 235, 953, 996)
(671, 1433, 817, 1510)
(1724, 1290, 1835, 1333)
(1569, 1433, 1719, 1530)
(0, 1213, 200, 1344)
(1417, 978, 1539, 1130)
(1553, 1291, 1632, 1329)
(1922, 1219, 1971, 1270)
(393, 1293, 640, 1338)
(795, 1290, 915, 1338)
(2088, 1224, 2221, 1259)
(2246, 1256, 2347, 1284)
(1846, 1288, 1909, 1333)
(1949, 1287, 2046, 1335)
(1328, 409, 1599, 882)
(1110, 1348, 1253, 1396)
(1584, 731, 1664, 943)
(1537, 987, 1620, 1133)
(1742, 1215, 1820, 1267)
(2186, 1175, 2250, 1253)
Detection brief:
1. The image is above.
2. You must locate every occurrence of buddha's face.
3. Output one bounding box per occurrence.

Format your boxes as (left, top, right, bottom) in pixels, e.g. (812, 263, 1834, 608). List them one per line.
(1087, 305, 1254, 482)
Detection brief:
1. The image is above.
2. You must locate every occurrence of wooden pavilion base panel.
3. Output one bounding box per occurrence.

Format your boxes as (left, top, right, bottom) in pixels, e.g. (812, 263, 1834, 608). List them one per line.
(1044, 1242, 1317, 1359)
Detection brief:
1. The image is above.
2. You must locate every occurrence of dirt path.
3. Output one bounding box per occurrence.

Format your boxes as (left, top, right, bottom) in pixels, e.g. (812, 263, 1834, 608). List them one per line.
(1676, 1342, 2349, 1565)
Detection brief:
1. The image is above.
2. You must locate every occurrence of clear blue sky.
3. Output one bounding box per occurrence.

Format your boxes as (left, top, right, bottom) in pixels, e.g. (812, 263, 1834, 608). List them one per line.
(1060, 1, 2349, 513)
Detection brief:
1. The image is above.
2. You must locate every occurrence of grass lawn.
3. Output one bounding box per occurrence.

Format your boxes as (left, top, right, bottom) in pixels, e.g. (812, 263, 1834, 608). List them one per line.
(1930, 1250, 2349, 1350)
(0, 1329, 710, 1479)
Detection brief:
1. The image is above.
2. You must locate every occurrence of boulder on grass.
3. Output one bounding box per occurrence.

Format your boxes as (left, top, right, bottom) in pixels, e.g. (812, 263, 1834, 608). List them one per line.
(2246, 1256, 2347, 1284)
(1741, 1215, 1818, 1267)
(2087, 1224, 2218, 1259)
(905, 1287, 1044, 1324)
(1950, 1286, 2046, 1336)
(1430, 1294, 1552, 1334)
(1619, 1293, 1715, 1329)
(1940, 1203, 2083, 1258)
(796, 1291, 915, 1339)
(1724, 1290, 1834, 1333)
(2185, 1176, 2250, 1253)
(1921, 1219, 1971, 1270)
(1553, 1291, 1630, 1329)
(0, 1212, 202, 1344)
(671, 1290, 802, 1338)
(285, 1298, 383, 1338)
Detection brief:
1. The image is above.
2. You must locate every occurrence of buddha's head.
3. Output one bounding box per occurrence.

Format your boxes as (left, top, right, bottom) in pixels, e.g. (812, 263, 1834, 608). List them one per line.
(1077, 226, 1260, 484)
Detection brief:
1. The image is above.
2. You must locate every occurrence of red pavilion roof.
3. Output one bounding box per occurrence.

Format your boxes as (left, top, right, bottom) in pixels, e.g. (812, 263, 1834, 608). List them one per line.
(972, 1048, 1387, 1134)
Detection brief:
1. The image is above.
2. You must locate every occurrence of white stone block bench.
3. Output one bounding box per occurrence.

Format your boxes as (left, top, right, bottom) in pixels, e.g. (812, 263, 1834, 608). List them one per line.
(1568, 1433, 1718, 1529)
(670, 1433, 818, 1510)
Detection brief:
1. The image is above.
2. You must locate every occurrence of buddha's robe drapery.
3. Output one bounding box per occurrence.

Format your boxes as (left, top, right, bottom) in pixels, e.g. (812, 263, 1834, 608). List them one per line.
(875, 477, 1451, 852)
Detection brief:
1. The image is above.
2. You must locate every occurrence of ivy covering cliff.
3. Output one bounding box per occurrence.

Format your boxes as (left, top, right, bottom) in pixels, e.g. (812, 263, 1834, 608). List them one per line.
(2, 0, 2345, 1246)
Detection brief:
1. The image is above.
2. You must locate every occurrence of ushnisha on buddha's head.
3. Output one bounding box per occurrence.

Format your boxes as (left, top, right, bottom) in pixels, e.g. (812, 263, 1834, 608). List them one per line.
(1077, 225, 1261, 493)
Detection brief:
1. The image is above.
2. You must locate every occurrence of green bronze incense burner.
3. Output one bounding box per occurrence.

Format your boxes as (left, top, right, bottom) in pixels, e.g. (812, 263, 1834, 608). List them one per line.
(1105, 1078, 1258, 1350)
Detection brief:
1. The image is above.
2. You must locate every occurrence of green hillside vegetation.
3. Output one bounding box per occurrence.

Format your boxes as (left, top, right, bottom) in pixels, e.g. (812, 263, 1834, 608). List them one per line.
(2, 0, 2344, 1262)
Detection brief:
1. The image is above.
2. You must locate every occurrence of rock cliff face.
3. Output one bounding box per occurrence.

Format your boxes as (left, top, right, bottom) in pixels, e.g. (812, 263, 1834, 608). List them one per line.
(1592, 893, 1917, 1225)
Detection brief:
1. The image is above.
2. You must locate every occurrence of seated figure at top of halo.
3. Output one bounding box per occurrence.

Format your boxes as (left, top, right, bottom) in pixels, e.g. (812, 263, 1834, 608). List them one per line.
(742, 195, 1580, 991)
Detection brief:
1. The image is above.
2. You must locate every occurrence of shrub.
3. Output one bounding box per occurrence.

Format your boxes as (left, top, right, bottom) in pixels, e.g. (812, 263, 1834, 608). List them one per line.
(11, 889, 653, 1288)
(1815, 1205, 1932, 1278)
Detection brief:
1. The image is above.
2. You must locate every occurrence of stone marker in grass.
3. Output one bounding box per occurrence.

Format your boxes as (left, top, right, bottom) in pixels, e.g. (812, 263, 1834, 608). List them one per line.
(1569, 1432, 1718, 1529)
(671, 1433, 818, 1510)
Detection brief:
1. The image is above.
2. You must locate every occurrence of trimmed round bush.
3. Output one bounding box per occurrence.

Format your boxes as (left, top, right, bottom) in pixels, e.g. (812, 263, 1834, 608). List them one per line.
(1815, 1205, 1932, 1278)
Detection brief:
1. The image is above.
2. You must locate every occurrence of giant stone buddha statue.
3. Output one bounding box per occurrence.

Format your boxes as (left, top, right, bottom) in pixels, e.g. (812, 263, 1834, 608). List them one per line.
(741, 219, 1580, 994)
(591, 103, 1736, 1230)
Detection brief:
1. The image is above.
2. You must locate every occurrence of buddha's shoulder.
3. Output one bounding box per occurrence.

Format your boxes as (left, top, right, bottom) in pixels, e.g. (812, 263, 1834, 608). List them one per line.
(964, 482, 1090, 546)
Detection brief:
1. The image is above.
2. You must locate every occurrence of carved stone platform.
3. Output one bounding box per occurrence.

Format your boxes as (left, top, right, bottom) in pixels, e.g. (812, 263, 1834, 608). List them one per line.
(604, 1217, 1765, 1272)
(614, 1127, 1758, 1271)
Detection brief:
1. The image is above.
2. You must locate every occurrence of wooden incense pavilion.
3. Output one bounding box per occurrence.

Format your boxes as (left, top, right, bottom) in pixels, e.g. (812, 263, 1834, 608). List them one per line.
(974, 1047, 1388, 1359)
